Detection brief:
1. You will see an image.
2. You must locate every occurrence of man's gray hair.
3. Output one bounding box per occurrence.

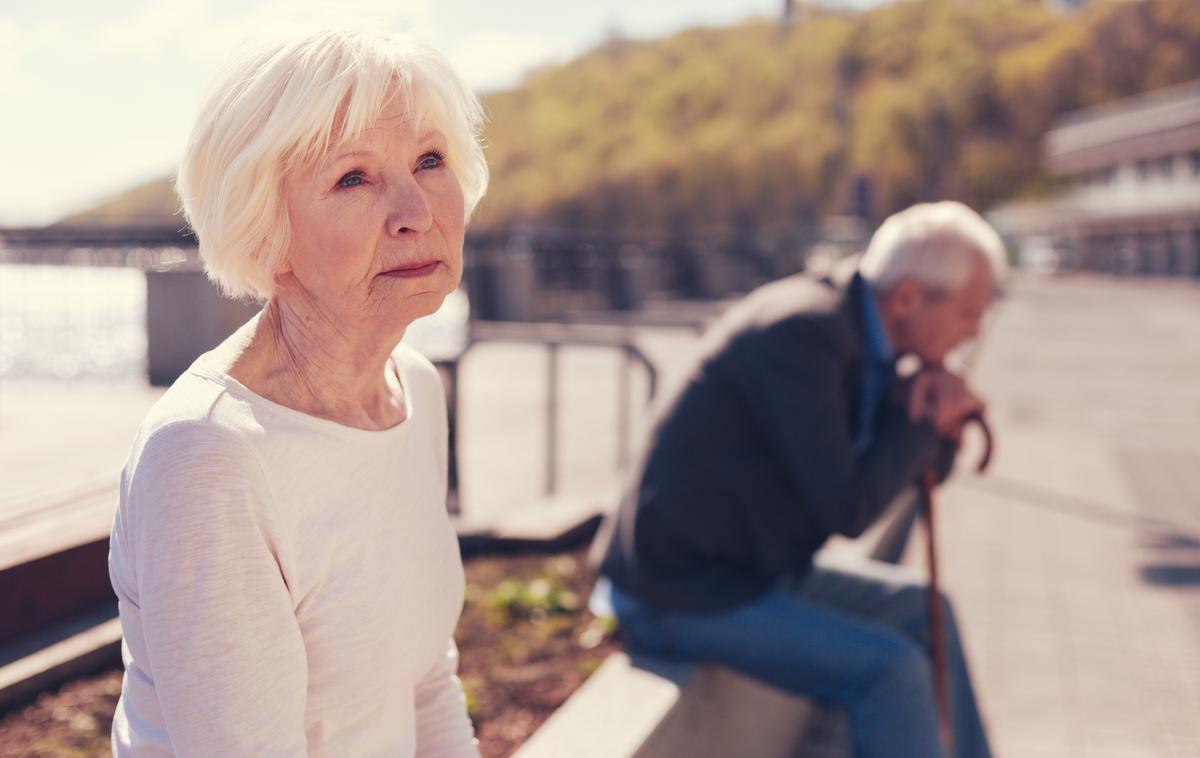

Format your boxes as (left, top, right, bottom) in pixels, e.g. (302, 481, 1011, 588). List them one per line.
(859, 201, 1008, 296)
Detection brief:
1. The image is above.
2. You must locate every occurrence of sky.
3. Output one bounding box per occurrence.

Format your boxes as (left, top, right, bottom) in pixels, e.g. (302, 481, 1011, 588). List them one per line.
(0, 0, 852, 226)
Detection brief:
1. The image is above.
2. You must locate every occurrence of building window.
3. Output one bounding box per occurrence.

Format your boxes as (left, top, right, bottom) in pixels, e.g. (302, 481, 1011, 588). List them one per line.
(1192, 151, 1200, 176)
(1159, 156, 1174, 178)
(1137, 159, 1151, 182)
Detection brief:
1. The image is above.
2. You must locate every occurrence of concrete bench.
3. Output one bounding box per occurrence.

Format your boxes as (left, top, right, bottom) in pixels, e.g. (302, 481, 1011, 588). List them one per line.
(513, 493, 920, 758)
(515, 651, 850, 758)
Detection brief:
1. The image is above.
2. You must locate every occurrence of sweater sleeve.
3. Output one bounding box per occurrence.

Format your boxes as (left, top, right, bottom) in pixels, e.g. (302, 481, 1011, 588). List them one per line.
(732, 323, 947, 539)
(413, 638, 479, 757)
(126, 422, 308, 757)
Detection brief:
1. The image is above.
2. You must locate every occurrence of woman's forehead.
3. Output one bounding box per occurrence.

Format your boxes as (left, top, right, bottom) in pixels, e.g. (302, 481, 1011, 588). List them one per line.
(315, 123, 444, 170)
(327, 80, 431, 137)
(337, 119, 444, 150)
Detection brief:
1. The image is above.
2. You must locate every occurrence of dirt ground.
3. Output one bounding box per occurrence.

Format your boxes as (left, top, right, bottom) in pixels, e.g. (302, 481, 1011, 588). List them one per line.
(0, 548, 619, 758)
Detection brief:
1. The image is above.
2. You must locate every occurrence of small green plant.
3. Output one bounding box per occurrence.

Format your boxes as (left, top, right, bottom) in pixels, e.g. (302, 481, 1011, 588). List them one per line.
(485, 575, 581, 624)
(463, 582, 484, 609)
(460, 678, 479, 720)
(574, 658, 604, 677)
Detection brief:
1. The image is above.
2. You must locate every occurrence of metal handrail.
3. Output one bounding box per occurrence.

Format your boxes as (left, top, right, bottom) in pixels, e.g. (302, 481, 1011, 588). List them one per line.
(457, 320, 661, 501)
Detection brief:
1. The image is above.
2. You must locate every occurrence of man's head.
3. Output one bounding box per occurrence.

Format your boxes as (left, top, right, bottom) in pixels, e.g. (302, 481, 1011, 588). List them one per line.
(859, 201, 1008, 366)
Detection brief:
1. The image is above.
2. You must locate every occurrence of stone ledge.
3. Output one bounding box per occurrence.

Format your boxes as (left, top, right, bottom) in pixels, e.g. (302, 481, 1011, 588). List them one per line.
(514, 652, 850, 758)
(0, 607, 122, 713)
(513, 493, 919, 757)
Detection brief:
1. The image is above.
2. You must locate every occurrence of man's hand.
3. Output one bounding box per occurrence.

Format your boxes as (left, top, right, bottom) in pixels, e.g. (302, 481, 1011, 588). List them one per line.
(908, 368, 986, 443)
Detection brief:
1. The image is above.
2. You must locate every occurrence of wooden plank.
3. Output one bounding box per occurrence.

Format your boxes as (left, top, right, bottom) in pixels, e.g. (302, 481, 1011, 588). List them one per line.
(0, 485, 117, 573)
(0, 613, 122, 714)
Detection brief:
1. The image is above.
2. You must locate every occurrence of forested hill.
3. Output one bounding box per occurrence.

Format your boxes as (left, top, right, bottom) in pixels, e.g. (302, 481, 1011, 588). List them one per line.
(65, 0, 1200, 235)
(475, 0, 1200, 234)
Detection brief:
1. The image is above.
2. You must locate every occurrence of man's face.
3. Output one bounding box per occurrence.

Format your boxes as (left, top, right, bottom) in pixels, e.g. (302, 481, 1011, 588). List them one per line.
(883, 258, 994, 366)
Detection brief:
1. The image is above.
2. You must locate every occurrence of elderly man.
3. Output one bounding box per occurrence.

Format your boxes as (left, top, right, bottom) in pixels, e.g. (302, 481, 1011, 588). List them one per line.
(594, 202, 1006, 758)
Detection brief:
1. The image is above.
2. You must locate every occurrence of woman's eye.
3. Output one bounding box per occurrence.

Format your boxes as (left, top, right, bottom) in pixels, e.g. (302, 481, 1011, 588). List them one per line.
(337, 171, 365, 188)
(417, 151, 445, 171)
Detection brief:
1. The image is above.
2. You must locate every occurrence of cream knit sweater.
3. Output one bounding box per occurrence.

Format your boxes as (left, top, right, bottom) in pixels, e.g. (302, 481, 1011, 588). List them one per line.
(108, 343, 477, 757)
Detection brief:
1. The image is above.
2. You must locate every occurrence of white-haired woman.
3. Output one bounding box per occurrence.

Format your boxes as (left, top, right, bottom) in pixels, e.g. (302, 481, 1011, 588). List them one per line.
(107, 29, 487, 757)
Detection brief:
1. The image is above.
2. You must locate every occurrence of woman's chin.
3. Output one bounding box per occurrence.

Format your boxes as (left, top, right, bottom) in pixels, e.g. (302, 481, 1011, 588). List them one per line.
(388, 289, 450, 326)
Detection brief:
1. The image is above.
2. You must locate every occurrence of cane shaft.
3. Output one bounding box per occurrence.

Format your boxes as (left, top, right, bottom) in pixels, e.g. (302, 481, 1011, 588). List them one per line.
(920, 469, 954, 754)
(918, 384, 993, 754)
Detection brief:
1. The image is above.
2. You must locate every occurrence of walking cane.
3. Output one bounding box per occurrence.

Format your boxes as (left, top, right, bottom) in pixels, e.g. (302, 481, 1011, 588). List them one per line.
(919, 411, 992, 755)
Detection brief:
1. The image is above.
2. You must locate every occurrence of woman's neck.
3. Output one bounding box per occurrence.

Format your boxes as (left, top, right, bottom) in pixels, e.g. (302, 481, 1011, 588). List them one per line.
(224, 292, 408, 431)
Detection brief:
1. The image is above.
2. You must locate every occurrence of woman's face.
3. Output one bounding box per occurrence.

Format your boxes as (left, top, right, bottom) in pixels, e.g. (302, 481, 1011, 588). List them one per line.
(277, 99, 465, 332)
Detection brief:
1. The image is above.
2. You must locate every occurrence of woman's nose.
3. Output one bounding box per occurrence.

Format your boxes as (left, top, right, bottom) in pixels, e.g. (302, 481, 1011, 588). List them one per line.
(386, 176, 433, 235)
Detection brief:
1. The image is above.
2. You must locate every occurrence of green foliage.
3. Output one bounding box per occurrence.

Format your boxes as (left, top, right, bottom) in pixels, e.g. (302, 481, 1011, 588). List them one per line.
(66, 0, 1200, 234)
(476, 0, 1200, 233)
(574, 658, 605, 677)
(461, 678, 478, 719)
(484, 575, 581, 625)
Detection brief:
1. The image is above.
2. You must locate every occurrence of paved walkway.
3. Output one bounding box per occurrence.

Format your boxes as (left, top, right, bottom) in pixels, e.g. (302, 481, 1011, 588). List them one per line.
(0, 380, 161, 566)
(931, 274, 1200, 758)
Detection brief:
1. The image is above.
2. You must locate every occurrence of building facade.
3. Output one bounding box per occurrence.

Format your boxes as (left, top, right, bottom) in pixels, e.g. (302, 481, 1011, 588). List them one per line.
(992, 79, 1200, 276)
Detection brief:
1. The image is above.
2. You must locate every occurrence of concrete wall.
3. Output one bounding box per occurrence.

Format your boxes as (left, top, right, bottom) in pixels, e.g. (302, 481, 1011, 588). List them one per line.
(145, 270, 260, 386)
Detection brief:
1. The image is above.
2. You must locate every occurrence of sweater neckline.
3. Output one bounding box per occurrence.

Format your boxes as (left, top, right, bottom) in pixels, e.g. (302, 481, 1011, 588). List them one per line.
(190, 351, 416, 442)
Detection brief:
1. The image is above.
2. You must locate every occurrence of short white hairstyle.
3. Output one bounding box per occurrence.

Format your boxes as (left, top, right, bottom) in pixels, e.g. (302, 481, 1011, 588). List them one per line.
(176, 28, 489, 300)
(859, 201, 1008, 296)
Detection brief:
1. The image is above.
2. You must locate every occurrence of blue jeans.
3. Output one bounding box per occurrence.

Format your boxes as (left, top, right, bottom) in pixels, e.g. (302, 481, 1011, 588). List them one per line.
(608, 554, 991, 758)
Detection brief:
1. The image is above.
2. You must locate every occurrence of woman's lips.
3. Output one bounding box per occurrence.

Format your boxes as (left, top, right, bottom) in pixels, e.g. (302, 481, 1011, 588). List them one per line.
(381, 261, 440, 278)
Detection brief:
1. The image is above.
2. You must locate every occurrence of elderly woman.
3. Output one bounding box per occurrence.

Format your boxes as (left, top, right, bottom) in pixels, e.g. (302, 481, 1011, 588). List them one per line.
(107, 29, 487, 757)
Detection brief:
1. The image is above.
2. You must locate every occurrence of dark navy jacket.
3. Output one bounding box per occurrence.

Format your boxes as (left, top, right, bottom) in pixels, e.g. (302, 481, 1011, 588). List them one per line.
(596, 271, 954, 612)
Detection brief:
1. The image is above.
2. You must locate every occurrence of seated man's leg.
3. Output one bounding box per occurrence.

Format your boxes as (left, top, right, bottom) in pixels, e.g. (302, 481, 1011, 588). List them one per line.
(782, 553, 991, 758)
(611, 583, 944, 758)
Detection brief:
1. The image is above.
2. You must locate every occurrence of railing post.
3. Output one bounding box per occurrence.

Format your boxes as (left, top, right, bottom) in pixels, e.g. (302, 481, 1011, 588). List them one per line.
(458, 321, 677, 503)
(618, 346, 632, 470)
(545, 341, 560, 496)
(439, 359, 461, 515)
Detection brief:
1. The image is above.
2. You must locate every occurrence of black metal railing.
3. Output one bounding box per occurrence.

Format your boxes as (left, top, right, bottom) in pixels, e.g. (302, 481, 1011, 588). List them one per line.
(446, 321, 667, 511)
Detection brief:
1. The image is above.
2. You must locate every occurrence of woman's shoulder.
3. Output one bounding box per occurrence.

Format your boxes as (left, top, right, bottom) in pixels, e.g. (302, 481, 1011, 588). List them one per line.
(127, 366, 264, 484)
(120, 416, 273, 545)
(115, 381, 279, 578)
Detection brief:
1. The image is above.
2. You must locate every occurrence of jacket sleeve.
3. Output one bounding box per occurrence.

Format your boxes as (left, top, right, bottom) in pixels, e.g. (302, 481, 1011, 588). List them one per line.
(126, 422, 309, 757)
(413, 638, 480, 757)
(730, 322, 949, 539)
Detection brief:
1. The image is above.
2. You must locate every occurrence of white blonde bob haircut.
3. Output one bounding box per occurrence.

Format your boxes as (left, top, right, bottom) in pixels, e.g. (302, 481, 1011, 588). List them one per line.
(859, 201, 1008, 297)
(176, 28, 489, 301)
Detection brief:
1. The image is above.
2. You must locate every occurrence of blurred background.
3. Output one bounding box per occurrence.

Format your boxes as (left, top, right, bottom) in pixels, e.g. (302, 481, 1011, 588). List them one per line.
(1, 1, 1198, 756)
